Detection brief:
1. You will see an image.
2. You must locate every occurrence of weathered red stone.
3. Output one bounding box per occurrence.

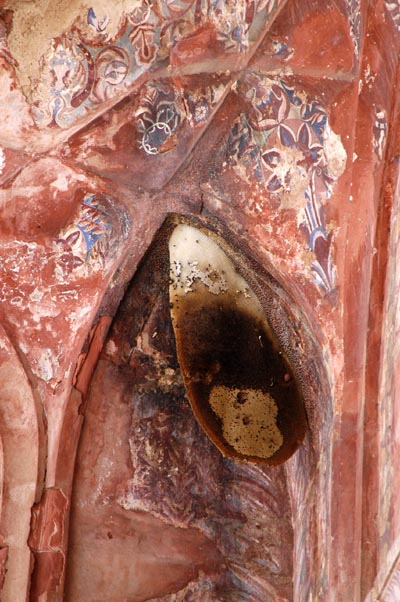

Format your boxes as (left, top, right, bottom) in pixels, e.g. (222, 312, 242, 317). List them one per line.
(0, 0, 400, 600)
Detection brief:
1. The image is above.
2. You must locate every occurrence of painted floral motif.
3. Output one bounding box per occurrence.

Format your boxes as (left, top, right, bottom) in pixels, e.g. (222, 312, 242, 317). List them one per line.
(87, 7, 110, 34)
(56, 193, 131, 273)
(385, 0, 400, 30)
(74, 6, 126, 45)
(182, 80, 226, 127)
(212, 0, 253, 53)
(33, 38, 92, 128)
(227, 72, 346, 293)
(128, 1, 158, 66)
(271, 39, 294, 60)
(91, 47, 129, 103)
(213, 0, 281, 52)
(135, 78, 228, 154)
(31, 0, 284, 129)
(136, 82, 184, 155)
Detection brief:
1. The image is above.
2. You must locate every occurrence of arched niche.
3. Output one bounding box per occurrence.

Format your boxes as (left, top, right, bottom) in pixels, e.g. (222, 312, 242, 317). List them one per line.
(65, 214, 333, 601)
(164, 215, 334, 600)
(0, 324, 41, 601)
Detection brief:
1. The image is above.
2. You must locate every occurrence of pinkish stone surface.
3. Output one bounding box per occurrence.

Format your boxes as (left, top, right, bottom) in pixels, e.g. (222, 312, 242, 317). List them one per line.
(0, 0, 399, 600)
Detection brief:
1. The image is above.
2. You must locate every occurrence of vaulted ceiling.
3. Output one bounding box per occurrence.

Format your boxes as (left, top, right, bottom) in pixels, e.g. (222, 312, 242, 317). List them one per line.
(0, 1, 400, 600)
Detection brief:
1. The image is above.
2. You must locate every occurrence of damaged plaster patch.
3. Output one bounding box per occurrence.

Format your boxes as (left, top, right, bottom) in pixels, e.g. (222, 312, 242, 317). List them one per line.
(29, 288, 44, 303)
(0, 147, 5, 175)
(0, 67, 36, 147)
(28, 298, 62, 322)
(209, 385, 283, 458)
(271, 144, 310, 209)
(169, 225, 254, 304)
(373, 108, 387, 161)
(28, 287, 63, 322)
(322, 124, 347, 180)
(50, 170, 85, 192)
(68, 304, 95, 335)
(168, 224, 306, 465)
(171, 259, 229, 295)
(33, 349, 60, 383)
(6, 0, 133, 97)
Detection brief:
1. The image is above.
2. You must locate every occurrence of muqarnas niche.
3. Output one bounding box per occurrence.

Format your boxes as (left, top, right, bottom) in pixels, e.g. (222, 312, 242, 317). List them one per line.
(169, 224, 307, 466)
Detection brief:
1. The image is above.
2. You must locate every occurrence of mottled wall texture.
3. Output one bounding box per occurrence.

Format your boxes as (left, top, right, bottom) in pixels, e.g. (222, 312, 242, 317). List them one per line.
(0, 1, 399, 600)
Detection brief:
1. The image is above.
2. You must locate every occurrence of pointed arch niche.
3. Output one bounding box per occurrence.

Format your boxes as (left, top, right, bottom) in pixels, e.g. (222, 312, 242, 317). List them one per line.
(64, 214, 333, 601)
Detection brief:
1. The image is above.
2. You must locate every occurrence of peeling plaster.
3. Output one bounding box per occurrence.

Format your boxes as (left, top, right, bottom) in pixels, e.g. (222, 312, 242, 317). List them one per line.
(33, 349, 60, 383)
(0, 147, 5, 175)
(209, 385, 283, 458)
(169, 225, 256, 310)
(50, 171, 85, 192)
(322, 125, 347, 181)
(28, 299, 62, 322)
(6, 0, 133, 97)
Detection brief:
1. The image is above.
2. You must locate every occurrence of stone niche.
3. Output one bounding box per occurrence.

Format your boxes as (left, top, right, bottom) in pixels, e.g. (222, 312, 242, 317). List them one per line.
(65, 214, 330, 600)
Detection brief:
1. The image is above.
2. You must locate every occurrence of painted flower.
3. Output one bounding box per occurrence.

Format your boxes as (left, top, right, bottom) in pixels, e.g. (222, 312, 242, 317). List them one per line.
(193, 101, 209, 122)
(301, 100, 327, 141)
(245, 79, 290, 132)
(278, 122, 324, 168)
(260, 121, 325, 193)
(184, 95, 210, 125)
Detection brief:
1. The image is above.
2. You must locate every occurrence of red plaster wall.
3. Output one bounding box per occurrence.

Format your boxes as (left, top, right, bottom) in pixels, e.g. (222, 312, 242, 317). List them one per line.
(0, 0, 399, 600)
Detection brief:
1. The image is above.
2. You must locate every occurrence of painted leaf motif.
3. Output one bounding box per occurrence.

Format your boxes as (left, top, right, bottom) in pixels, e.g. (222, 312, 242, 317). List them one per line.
(274, 86, 290, 124)
(298, 122, 311, 149)
(267, 174, 282, 192)
(72, 255, 85, 267)
(262, 149, 280, 167)
(65, 231, 81, 246)
(279, 124, 296, 147)
(250, 89, 288, 131)
(130, 23, 157, 65)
